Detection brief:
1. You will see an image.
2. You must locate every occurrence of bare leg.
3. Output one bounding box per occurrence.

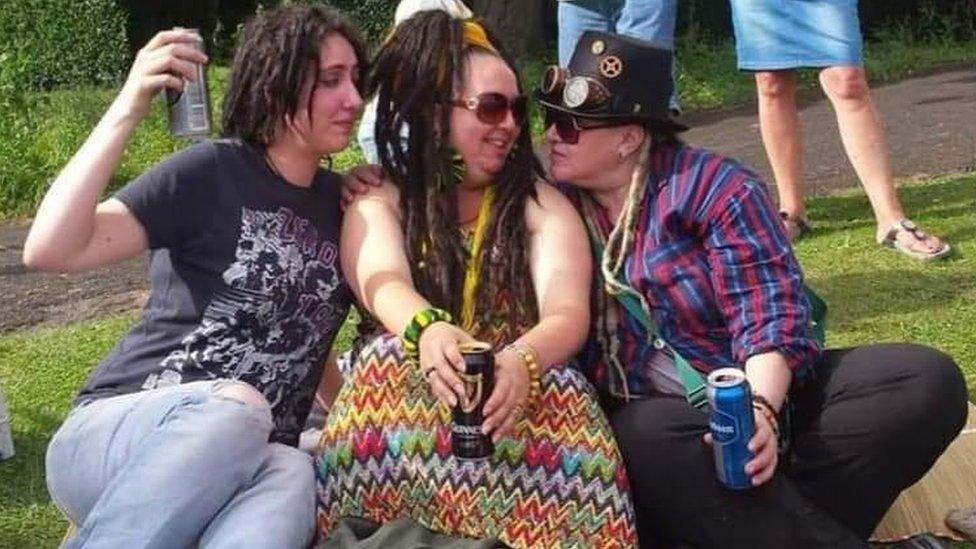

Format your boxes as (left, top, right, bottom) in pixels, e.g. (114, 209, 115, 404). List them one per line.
(819, 66, 946, 255)
(755, 71, 807, 238)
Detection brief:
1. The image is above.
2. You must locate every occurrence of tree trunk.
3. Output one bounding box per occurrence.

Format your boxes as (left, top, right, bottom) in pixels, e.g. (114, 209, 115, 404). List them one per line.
(471, 0, 546, 64)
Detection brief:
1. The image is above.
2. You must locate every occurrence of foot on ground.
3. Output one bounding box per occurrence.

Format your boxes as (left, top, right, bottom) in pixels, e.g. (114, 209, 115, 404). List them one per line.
(877, 218, 951, 261)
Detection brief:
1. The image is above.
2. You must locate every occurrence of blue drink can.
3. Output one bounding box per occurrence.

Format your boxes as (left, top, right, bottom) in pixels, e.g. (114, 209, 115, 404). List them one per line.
(707, 368, 755, 490)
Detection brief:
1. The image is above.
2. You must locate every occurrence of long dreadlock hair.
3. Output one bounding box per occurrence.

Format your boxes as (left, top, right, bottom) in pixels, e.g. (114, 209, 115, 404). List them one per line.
(368, 11, 543, 329)
(575, 126, 680, 400)
(221, 5, 367, 148)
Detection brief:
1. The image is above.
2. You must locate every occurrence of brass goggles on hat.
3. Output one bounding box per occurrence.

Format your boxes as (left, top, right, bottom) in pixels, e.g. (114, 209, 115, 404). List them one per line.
(541, 65, 611, 110)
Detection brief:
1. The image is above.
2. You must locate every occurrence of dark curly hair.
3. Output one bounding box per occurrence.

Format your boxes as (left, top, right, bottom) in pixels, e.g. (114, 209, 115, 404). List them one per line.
(369, 11, 542, 329)
(221, 5, 367, 147)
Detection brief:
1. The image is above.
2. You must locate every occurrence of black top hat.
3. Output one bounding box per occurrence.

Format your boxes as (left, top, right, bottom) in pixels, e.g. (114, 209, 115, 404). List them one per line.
(536, 30, 687, 132)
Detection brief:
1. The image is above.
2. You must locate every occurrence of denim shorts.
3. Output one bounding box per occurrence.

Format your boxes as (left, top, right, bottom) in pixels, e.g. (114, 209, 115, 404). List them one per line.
(730, 0, 863, 70)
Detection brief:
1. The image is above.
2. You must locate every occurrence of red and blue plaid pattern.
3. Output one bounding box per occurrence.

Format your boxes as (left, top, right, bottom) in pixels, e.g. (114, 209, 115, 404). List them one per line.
(575, 144, 821, 398)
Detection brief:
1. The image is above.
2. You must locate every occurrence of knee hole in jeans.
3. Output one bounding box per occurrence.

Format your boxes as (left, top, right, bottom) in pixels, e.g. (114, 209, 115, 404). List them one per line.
(213, 381, 271, 410)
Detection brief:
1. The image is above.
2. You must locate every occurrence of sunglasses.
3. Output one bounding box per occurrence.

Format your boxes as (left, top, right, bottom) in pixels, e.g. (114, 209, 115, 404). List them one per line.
(544, 110, 623, 144)
(453, 92, 527, 126)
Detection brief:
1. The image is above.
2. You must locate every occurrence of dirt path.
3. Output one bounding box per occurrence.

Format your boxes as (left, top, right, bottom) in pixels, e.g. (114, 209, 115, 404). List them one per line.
(0, 220, 148, 334)
(683, 65, 976, 195)
(2, 64, 974, 335)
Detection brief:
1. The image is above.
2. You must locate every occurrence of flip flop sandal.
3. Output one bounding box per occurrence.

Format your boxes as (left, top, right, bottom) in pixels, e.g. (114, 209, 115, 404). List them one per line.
(946, 506, 976, 541)
(779, 211, 813, 242)
(877, 218, 952, 261)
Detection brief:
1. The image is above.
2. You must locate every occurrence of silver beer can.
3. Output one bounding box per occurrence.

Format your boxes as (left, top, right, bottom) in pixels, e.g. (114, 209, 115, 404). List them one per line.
(166, 28, 212, 140)
(0, 387, 14, 461)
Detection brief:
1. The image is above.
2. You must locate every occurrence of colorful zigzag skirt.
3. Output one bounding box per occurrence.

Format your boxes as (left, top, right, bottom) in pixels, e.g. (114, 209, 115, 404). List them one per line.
(315, 333, 638, 547)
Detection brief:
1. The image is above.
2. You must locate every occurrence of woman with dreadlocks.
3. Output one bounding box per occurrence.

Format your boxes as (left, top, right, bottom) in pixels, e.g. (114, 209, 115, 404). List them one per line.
(27, 6, 364, 547)
(537, 31, 967, 548)
(315, 11, 637, 547)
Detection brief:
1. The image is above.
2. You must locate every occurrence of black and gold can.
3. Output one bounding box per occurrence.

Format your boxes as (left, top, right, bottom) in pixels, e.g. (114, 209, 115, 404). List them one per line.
(452, 341, 495, 459)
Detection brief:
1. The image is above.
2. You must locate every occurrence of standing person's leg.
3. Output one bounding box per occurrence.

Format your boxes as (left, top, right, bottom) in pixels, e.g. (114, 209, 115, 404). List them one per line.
(818, 66, 948, 258)
(788, 343, 968, 538)
(557, 1, 615, 65)
(615, 0, 681, 113)
(754, 70, 810, 239)
(609, 396, 865, 548)
(46, 380, 315, 549)
(728, 0, 810, 240)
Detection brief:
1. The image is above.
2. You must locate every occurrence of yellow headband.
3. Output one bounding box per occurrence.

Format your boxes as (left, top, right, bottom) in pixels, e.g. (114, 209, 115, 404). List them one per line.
(462, 20, 498, 54)
(434, 20, 497, 87)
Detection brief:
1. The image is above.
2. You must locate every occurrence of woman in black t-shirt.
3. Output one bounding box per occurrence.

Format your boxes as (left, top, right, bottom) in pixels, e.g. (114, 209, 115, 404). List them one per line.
(25, 6, 364, 548)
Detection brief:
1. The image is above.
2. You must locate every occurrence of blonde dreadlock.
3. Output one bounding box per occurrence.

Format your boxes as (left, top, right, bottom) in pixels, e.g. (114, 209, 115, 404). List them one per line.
(586, 138, 653, 402)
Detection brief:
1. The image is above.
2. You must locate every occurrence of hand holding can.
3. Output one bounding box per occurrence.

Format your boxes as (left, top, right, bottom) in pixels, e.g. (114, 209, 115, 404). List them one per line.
(165, 28, 213, 140)
(452, 342, 495, 460)
(115, 28, 208, 124)
(706, 368, 755, 490)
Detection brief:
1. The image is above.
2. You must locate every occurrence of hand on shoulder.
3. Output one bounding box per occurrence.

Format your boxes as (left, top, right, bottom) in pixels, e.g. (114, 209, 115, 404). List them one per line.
(341, 164, 399, 210)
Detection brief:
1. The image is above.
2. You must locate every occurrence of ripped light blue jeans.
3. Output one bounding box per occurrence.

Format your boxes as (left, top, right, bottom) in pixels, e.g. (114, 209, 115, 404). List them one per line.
(46, 380, 315, 549)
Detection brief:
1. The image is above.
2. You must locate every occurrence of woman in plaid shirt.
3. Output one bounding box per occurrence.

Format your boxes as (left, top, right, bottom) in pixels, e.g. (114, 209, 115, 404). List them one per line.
(538, 30, 967, 548)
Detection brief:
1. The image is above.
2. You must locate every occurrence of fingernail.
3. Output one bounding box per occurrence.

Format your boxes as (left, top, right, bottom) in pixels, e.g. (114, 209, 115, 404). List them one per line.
(448, 396, 456, 407)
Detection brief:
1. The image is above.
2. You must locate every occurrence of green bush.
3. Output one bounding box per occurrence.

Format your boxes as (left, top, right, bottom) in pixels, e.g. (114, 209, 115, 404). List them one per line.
(0, 0, 128, 91)
(0, 63, 365, 219)
(295, 0, 398, 46)
(0, 68, 225, 218)
(0, 87, 181, 218)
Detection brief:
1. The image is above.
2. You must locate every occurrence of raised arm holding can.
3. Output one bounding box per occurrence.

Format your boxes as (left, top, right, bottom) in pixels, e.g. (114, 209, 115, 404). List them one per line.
(24, 7, 367, 547)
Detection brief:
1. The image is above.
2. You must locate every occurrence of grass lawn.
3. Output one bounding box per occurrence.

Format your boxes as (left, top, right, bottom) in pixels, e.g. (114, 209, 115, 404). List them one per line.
(1, 172, 974, 546)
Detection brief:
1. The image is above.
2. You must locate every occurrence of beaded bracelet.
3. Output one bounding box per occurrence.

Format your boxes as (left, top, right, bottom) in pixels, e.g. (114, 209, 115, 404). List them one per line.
(504, 342, 542, 404)
(751, 394, 780, 438)
(402, 307, 453, 361)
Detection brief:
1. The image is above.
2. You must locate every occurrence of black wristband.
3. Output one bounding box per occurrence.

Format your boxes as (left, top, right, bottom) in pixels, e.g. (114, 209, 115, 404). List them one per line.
(750, 393, 780, 421)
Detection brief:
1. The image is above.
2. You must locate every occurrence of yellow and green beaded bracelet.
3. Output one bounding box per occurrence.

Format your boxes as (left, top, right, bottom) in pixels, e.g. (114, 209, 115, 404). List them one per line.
(402, 307, 454, 360)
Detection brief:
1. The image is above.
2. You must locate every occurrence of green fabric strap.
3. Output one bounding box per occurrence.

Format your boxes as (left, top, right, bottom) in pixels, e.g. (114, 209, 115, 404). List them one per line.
(589, 233, 828, 411)
(589, 233, 709, 409)
(806, 286, 828, 347)
(613, 290, 709, 410)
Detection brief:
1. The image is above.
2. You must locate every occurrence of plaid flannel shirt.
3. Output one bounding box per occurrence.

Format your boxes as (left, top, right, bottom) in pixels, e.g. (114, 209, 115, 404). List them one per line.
(576, 144, 822, 398)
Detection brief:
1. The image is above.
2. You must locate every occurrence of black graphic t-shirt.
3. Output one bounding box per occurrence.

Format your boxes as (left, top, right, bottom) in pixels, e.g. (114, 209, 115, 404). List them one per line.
(76, 139, 352, 445)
